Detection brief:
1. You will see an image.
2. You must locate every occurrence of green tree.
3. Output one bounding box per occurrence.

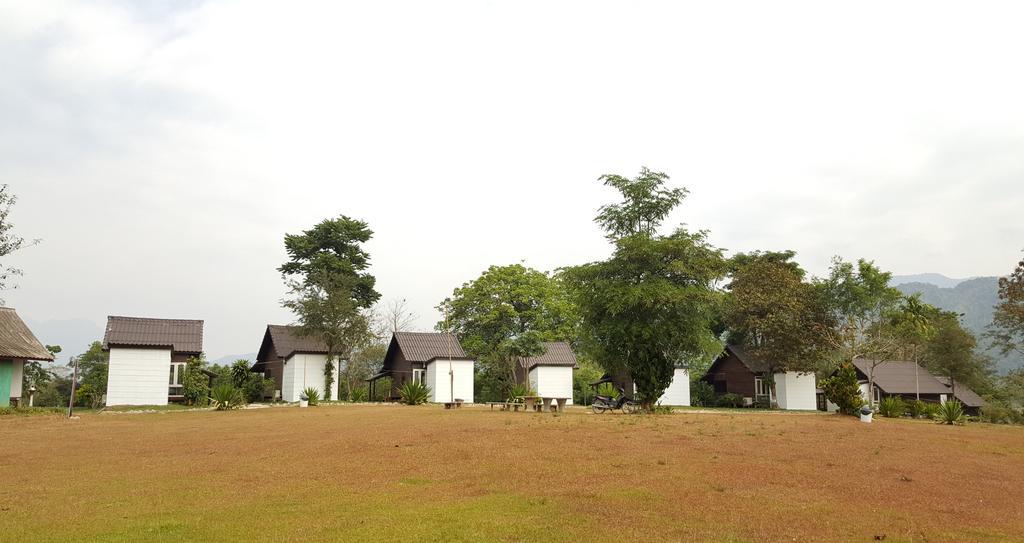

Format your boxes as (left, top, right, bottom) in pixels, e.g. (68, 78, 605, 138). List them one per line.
(924, 312, 994, 399)
(817, 257, 904, 404)
(594, 167, 685, 240)
(280, 216, 381, 400)
(438, 264, 578, 399)
(22, 345, 60, 397)
(0, 185, 39, 299)
(886, 295, 940, 401)
(820, 363, 864, 415)
(988, 256, 1024, 357)
(74, 342, 109, 407)
(724, 254, 830, 379)
(565, 169, 726, 410)
(182, 356, 210, 406)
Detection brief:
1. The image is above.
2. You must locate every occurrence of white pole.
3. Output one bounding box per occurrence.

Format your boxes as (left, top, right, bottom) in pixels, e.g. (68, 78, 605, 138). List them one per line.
(446, 306, 454, 403)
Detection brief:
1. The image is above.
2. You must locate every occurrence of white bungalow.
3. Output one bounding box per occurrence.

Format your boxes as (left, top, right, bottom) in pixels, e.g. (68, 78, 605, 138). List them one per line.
(367, 332, 475, 404)
(0, 307, 54, 407)
(517, 342, 577, 404)
(103, 316, 205, 406)
(252, 325, 340, 402)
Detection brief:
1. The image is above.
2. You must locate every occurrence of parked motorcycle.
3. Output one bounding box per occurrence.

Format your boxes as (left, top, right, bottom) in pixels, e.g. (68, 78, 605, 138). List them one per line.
(591, 387, 639, 414)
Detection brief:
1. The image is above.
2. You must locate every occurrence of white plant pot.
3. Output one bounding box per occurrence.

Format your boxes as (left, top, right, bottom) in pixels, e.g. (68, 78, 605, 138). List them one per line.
(299, 399, 309, 408)
(860, 411, 873, 423)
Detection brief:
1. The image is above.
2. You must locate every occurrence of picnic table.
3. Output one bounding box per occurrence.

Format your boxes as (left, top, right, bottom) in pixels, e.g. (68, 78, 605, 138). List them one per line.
(522, 396, 569, 413)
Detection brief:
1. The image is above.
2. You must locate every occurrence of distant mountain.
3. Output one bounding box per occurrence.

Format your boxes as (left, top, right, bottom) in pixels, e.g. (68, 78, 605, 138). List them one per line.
(211, 353, 258, 366)
(890, 273, 969, 289)
(894, 276, 1022, 373)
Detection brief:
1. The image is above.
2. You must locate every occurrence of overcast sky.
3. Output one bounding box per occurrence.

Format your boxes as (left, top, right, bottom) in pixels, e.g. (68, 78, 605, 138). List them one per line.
(2, 0, 1022, 362)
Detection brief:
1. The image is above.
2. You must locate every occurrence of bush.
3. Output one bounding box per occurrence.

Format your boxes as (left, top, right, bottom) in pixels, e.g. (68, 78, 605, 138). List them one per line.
(74, 384, 104, 409)
(878, 396, 905, 418)
(301, 387, 321, 406)
(690, 380, 715, 407)
(210, 384, 244, 410)
(980, 402, 1024, 425)
(936, 399, 965, 425)
(399, 381, 431, 405)
(907, 400, 927, 419)
(716, 393, 743, 408)
(349, 387, 368, 402)
(0, 406, 64, 416)
(594, 382, 619, 400)
(821, 364, 864, 415)
(508, 382, 537, 402)
(182, 357, 210, 406)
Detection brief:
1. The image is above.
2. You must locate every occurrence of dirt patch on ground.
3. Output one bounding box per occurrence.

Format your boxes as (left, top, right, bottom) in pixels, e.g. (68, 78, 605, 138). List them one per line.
(2, 406, 1022, 542)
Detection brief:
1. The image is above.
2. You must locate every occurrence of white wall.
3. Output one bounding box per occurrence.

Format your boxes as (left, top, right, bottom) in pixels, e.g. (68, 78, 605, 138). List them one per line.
(859, 382, 871, 404)
(426, 358, 474, 403)
(528, 365, 574, 405)
(658, 368, 690, 406)
(10, 359, 23, 399)
(282, 353, 339, 402)
(774, 372, 817, 410)
(106, 348, 171, 406)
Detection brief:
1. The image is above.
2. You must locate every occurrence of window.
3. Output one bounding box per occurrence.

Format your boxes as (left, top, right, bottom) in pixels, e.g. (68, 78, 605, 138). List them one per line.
(754, 377, 770, 397)
(169, 363, 186, 396)
(412, 368, 425, 385)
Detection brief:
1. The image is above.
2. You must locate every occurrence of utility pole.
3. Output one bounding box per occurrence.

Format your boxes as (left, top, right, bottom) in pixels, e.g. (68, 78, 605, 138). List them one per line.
(446, 306, 454, 404)
(67, 356, 79, 418)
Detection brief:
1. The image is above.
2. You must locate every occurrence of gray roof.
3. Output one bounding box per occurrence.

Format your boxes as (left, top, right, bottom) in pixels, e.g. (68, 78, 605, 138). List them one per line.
(0, 308, 53, 361)
(725, 345, 770, 373)
(393, 332, 466, 362)
(103, 316, 204, 353)
(520, 341, 577, 369)
(935, 377, 986, 407)
(851, 359, 950, 395)
(259, 325, 329, 361)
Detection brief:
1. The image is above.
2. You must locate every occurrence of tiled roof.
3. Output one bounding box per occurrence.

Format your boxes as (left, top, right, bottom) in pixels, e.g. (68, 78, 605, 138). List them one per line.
(103, 316, 203, 353)
(265, 325, 329, 359)
(726, 345, 770, 373)
(935, 377, 986, 407)
(0, 307, 53, 361)
(521, 342, 577, 369)
(851, 359, 950, 395)
(393, 332, 466, 362)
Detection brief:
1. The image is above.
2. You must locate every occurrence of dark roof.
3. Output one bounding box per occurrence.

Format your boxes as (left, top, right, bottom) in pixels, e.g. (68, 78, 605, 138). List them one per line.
(520, 342, 577, 369)
(725, 345, 770, 373)
(103, 316, 203, 353)
(257, 325, 329, 362)
(851, 359, 950, 395)
(0, 308, 53, 361)
(391, 332, 466, 362)
(935, 377, 986, 407)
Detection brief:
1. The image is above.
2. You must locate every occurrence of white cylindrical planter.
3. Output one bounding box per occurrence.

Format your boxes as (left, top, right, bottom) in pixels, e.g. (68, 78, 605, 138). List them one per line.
(860, 411, 873, 423)
(299, 399, 309, 408)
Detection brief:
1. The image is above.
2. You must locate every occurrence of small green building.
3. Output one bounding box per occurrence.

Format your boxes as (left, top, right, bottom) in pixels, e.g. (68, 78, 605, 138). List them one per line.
(0, 307, 54, 407)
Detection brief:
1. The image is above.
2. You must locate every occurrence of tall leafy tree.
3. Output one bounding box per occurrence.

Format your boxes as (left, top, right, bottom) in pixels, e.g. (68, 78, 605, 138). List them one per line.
(0, 185, 38, 301)
(280, 216, 381, 400)
(438, 264, 578, 399)
(886, 295, 941, 401)
(988, 256, 1024, 358)
(724, 254, 830, 378)
(817, 257, 903, 403)
(565, 168, 726, 410)
(924, 312, 994, 398)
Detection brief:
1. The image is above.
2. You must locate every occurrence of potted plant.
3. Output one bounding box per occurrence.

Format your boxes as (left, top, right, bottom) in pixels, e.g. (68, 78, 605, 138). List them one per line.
(300, 387, 320, 407)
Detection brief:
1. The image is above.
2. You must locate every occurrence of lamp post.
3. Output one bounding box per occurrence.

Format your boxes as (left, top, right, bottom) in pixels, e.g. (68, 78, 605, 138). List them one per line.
(28, 385, 36, 407)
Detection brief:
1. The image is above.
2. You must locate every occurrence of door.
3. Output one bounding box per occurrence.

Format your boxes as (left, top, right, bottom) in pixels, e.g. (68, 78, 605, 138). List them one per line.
(0, 360, 12, 407)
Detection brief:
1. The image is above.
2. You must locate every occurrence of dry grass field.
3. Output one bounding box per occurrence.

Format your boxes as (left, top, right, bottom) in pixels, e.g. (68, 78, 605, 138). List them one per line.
(3, 405, 1023, 543)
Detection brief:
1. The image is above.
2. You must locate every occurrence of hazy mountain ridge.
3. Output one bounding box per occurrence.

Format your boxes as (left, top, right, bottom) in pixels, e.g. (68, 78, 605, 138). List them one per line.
(890, 273, 970, 289)
(893, 276, 1021, 373)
